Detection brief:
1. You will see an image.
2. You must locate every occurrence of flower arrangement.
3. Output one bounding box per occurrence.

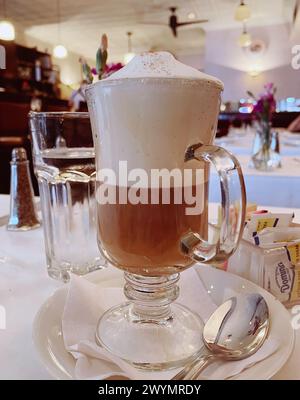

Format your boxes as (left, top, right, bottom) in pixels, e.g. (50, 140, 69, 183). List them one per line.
(247, 83, 281, 171)
(247, 83, 277, 124)
(79, 34, 124, 83)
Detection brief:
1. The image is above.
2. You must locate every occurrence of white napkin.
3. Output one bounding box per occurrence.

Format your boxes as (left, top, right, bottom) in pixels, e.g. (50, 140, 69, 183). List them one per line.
(62, 266, 279, 380)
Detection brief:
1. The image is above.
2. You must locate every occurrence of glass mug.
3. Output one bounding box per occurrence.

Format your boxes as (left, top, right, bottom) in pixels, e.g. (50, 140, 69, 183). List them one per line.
(86, 73, 246, 370)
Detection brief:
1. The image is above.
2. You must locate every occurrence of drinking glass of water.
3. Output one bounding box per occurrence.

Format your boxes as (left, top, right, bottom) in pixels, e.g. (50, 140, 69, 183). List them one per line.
(29, 112, 106, 282)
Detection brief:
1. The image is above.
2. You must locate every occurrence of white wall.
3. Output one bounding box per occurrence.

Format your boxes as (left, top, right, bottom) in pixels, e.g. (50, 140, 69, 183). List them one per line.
(205, 24, 292, 71)
(181, 23, 300, 101)
(177, 53, 205, 70)
(205, 62, 300, 101)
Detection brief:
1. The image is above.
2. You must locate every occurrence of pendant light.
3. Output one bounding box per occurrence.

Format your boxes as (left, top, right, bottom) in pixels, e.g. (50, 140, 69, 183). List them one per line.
(0, 0, 15, 41)
(234, 1, 251, 22)
(124, 32, 135, 64)
(53, 0, 68, 59)
(238, 23, 251, 48)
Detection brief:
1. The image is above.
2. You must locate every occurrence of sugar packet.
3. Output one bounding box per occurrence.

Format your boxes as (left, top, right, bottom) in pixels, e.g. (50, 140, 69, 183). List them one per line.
(252, 227, 300, 248)
(244, 211, 294, 240)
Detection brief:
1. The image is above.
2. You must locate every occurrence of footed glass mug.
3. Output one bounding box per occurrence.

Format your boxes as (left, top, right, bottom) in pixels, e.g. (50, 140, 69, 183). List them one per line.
(86, 53, 246, 370)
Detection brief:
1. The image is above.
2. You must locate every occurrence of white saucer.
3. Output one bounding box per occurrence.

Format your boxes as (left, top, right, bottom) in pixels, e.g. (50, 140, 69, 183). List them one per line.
(32, 264, 294, 380)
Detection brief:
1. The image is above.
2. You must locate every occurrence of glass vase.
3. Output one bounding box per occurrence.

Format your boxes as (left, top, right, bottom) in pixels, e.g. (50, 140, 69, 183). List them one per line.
(251, 121, 281, 171)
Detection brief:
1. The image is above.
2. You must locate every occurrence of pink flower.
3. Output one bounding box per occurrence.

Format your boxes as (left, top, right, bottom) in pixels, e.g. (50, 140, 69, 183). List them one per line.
(104, 62, 124, 77)
(253, 99, 264, 114)
(90, 63, 124, 78)
(264, 83, 274, 93)
(249, 83, 276, 121)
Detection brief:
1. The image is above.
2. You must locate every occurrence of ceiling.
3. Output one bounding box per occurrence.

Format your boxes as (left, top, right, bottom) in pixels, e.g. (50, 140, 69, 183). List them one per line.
(2, 0, 297, 62)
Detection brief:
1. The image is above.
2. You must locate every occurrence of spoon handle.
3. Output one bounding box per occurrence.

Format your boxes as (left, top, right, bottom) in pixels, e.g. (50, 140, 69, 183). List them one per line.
(172, 350, 215, 380)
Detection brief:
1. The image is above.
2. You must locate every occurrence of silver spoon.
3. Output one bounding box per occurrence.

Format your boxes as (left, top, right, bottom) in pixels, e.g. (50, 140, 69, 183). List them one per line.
(172, 293, 270, 380)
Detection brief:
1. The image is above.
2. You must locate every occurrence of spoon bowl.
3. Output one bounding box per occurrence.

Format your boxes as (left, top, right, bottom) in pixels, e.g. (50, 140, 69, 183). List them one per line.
(204, 293, 269, 360)
(172, 293, 270, 380)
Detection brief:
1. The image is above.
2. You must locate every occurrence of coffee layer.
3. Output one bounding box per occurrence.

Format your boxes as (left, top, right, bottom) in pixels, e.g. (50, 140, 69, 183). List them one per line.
(97, 184, 208, 275)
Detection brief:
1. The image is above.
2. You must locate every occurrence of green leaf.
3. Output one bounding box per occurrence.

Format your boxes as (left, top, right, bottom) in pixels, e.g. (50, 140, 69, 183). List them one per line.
(96, 48, 102, 74)
(98, 50, 108, 80)
(247, 90, 256, 100)
(82, 62, 93, 84)
(101, 49, 108, 70)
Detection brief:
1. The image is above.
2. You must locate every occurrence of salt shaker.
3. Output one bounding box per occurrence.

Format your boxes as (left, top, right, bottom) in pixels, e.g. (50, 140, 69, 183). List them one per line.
(7, 147, 40, 231)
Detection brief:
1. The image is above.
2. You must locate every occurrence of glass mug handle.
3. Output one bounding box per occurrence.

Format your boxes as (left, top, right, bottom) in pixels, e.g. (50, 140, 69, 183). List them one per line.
(181, 143, 246, 264)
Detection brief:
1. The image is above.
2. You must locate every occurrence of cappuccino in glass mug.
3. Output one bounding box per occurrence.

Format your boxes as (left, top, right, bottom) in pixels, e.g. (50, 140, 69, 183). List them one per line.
(86, 52, 235, 276)
(86, 52, 246, 370)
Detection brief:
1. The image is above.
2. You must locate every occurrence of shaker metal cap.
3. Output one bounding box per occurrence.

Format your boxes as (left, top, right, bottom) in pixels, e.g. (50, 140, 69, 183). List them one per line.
(11, 147, 28, 162)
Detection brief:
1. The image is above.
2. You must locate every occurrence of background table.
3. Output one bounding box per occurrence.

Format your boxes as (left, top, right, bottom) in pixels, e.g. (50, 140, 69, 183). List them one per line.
(209, 130, 300, 208)
(0, 194, 299, 380)
(215, 129, 300, 157)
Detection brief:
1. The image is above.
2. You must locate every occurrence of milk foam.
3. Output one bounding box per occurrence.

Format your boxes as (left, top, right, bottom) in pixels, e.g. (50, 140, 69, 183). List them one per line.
(86, 52, 223, 175)
(106, 52, 223, 89)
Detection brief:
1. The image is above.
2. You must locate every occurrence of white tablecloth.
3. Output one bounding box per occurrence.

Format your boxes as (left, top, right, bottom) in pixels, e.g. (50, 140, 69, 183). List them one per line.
(215, 129, 300, 157)
(210, 130, 300, 208)
(0, 194, 299, 380)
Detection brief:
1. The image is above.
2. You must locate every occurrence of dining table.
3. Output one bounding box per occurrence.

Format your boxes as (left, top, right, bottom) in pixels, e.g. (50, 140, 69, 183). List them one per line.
(210, 129, 300, 208)
(0, 193, 300, 380)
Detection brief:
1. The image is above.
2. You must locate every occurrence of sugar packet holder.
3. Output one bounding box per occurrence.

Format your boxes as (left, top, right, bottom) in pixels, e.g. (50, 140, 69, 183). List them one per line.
(227, 211, 300, 308)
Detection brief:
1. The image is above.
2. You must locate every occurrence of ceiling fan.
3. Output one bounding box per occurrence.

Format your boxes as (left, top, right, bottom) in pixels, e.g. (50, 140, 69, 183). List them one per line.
(168, 7, 208, 37)
(142, 7, 209, 37)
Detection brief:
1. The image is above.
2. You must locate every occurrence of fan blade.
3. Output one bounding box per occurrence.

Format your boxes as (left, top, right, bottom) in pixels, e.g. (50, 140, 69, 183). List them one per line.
(140, 21, 168, 26)
(177, 19, 209, 27)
